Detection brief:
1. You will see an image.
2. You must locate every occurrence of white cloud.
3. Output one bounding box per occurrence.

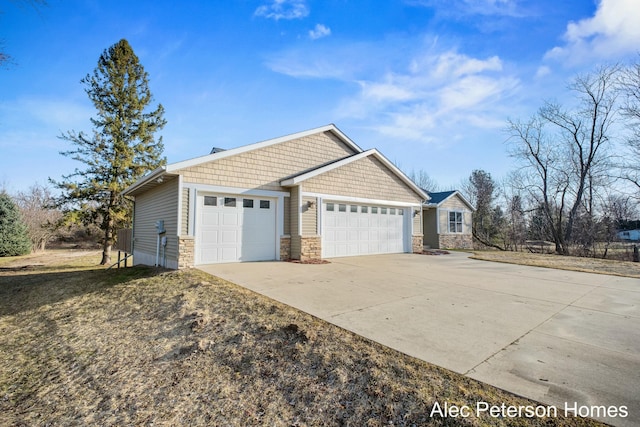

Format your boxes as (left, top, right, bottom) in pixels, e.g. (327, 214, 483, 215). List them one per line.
(545, 0, 640, 64)
(254, 0, 309, 21)
(309, 24, 331, 40)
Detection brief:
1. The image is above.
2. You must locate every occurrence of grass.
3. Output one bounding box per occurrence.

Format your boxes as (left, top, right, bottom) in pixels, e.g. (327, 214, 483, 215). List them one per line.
(0, 251, 606, 426)
(471, 250, 640, 278)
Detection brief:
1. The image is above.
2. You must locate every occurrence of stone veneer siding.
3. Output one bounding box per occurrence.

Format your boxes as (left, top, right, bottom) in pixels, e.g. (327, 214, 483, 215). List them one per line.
(178, 236, 195, 269)
(280, 236, 291, 261)
(412, 235, 424, 253)
(300, 236, 321, 261)
(439, 234, 473, 250)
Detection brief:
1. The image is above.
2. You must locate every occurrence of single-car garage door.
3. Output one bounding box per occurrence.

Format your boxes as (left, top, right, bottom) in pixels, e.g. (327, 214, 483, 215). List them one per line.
(196, 194, 276, 264)
(322, 202, 407, 258)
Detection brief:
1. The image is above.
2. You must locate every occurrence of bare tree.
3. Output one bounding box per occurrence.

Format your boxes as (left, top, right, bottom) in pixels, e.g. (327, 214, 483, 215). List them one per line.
(618, 59, 640, 195)
(14, 184, 61, 251)
(507, 65, 620, 255)
(407, 169, 440, 192)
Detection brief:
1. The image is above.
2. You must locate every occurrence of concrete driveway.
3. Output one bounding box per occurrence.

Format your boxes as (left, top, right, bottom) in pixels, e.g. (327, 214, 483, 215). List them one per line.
(199, 252, 640, 426)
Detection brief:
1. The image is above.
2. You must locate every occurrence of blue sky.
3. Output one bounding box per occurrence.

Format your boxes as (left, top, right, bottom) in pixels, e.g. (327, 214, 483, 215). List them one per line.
(1, 0, 639, 193)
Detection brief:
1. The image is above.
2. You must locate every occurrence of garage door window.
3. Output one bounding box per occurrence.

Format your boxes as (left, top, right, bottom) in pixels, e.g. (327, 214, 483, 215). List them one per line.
(350, 205, 358, 213)
(398, 209, 404, 215)
(243, 199, 254, 208)
(390, 208, 396, 214)
(326, 203, 334, 211)
(204, 196, 217, 206)
(224, 197, 236, 207)
(361, 206, 368, 213)
(372, 207, 378, 214)
(381, 207, 387, 214)
(260, 200, 270, 209)
(338, 204, 346, 212)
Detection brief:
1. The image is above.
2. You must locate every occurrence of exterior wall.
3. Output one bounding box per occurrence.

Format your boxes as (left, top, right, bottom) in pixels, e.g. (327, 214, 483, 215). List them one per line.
(283, 197, 291, 235)
(132, 177, 179, 268)
(412, 235, 423, 253)
(280, 236, 291, 261)
(423, 208, 439, 248)
(181, 187, 189, 235)
(178, 236, 195, 268)
(439, 234, 473, 250)
(290, 186, 301, 259)
(176, 131, 356, 192)
(438, 196, 473, 234)
(301, 196, 318, 235)
(413, 206, 422, 235)
(300, 236, 321, 261)
(303, 156, 423, 204)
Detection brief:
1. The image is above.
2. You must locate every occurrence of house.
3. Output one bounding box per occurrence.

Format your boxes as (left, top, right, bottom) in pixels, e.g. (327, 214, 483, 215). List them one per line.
(422, 190, 474, 250)
(617, 229, 640, 241)
(122, 124, 428, 269)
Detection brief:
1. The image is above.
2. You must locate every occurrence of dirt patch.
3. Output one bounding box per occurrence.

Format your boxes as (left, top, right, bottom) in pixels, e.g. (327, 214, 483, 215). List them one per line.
(287, 259, 331, 264)
(420, 249, 451, 255)
(471, 250, 640, 278)
(0, 250, 605, 426)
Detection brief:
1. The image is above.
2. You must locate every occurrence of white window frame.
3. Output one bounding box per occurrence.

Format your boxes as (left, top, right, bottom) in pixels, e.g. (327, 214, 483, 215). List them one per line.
(448, 211, 463, 233)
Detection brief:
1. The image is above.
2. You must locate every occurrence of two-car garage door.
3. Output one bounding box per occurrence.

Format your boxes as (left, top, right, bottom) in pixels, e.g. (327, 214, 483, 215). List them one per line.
(322, 201, 408, 258)
(196, 194, 276, 264)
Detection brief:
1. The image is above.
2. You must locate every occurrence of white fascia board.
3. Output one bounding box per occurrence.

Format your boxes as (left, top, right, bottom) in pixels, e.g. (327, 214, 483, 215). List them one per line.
(302, 192, 422, 208)
(166, 124, 363, 172)
(184, 183, 290, 198)
(122, 166, 167, 196)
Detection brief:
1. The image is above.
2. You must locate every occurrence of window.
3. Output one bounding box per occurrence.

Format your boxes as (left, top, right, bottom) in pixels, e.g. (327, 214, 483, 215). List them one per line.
(338, 204, 346, 212)
(390, 208, 396, 215)
(381, 207, 387, 214)
(361, 206, 368, 213)
(371, 207, 378, 214)
(224, 197, 236, 207)
(449, 211, 463, 233)
(350, 205, 358, 213)
(204, 196, 217, 206)
(260, 200, 270, 209)
(326, 203, 334, 211)
(243, 199, 254, 208)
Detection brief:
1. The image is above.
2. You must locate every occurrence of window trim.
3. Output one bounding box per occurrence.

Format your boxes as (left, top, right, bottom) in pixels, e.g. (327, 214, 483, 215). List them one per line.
(448, 210, 463, 233)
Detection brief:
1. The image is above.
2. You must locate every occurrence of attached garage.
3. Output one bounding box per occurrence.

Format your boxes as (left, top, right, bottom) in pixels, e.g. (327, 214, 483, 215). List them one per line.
(322, 202, 408, 257)
(123, 124, 428, 269)
(196, 193, 277, 264)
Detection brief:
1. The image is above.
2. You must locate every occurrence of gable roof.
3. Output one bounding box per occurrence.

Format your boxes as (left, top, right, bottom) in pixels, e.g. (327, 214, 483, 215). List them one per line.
(281, 149, 429, 200)
(123, 124, 361, 196)
(424, 190, 475, 211)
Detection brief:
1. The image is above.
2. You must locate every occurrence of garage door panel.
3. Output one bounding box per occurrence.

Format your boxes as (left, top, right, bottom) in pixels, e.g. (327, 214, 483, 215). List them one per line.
(196, 194, 276, 264)
(322, 201, 408, 258)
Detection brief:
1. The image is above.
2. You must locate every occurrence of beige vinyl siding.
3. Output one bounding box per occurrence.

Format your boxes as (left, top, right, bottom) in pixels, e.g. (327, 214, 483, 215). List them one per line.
(301, 196, 318, 236)
(413, 207, 422, 235)
(133, 177, 179, 264)
(290, 186, 301, 258)
(303, 156, 422, 203)
(177, 132, 356, 191)
(439, 195, 472, 234)
(181, 187, 189, 235)
(283, 196, 291, 235)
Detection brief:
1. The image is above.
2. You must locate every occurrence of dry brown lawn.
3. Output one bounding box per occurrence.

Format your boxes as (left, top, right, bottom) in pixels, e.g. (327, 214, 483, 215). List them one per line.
(471, 250, 640, 278)
(0, 250, 606, 426)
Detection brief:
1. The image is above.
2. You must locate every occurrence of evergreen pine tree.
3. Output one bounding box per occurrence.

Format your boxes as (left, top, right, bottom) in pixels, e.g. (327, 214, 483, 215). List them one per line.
(52, 39, 166, 265)
(0, 192, 31, 257)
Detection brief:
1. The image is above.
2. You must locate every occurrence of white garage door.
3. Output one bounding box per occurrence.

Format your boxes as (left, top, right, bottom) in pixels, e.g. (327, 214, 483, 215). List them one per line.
(322, 202, 407, 258)
(196, 194, 276, 264)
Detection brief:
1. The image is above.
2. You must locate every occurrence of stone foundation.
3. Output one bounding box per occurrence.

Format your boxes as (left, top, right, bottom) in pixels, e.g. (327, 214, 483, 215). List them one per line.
(412, 234, 424, 253)
(300, 236, 321, 261)
(178, 236, 195, 269)
(439, 233, 473, 250)
(280, 236, 291, 261)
